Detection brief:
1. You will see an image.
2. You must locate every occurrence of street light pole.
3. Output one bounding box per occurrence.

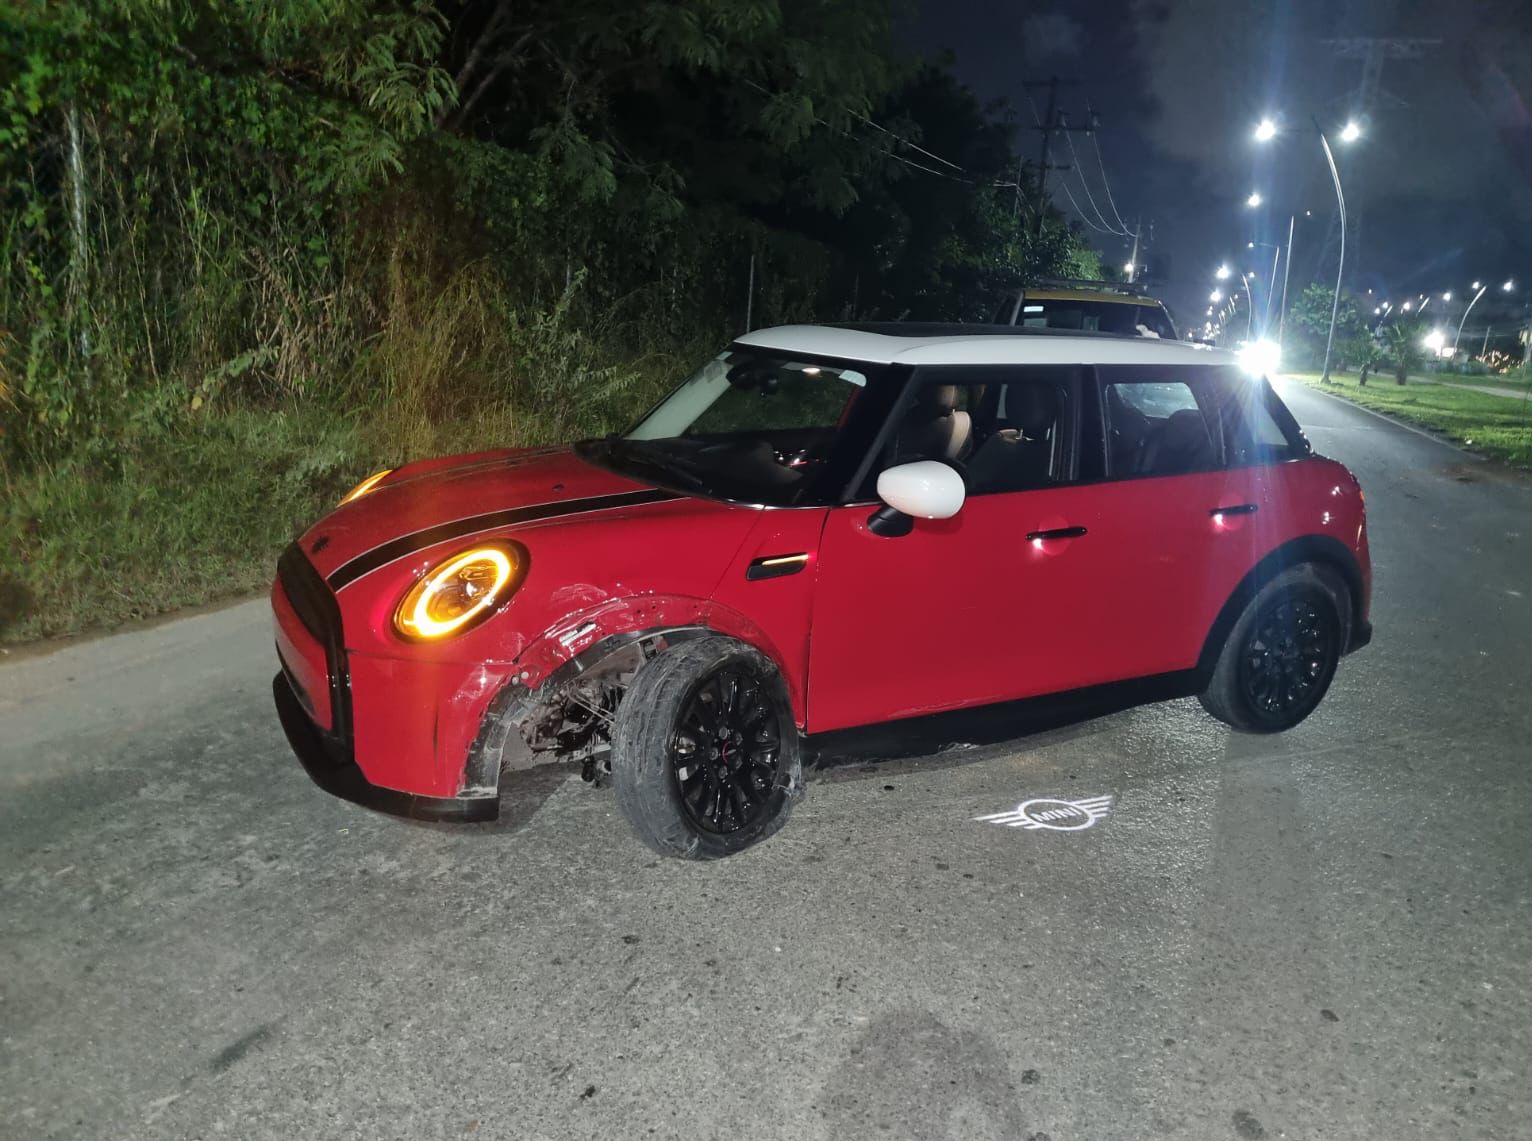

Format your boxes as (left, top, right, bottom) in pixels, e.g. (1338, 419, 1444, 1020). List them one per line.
(1241, 274, 1254, 340)
(1277, 213, 1296, 347)
(1316, 121, 1348, 383)
(1454, 284, 1487, 356)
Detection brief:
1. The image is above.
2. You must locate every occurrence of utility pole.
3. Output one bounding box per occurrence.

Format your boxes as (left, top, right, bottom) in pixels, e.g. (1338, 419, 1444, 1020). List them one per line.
(1127, 219, 1140, 285)
(1021, 76, 1085, 239)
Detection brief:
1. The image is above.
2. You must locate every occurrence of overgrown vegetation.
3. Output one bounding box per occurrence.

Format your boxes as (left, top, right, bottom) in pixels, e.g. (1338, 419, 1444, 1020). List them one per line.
(0, 0, 1104, 642)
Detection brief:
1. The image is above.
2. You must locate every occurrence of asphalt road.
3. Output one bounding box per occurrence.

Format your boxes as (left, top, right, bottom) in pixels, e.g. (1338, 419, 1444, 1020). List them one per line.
(3, 382, 1530, 1140)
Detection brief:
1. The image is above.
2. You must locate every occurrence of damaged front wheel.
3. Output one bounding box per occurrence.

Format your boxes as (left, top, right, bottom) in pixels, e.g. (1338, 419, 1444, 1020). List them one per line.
(611, 637, 801, 859)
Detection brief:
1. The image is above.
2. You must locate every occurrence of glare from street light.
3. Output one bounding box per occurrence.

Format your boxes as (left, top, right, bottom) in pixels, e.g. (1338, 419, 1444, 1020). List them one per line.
(1254, 118, 1278, 142)
(1442, 292, 1452, 301)
(1215, 264, 1231, 280)
(1246, 192, 1263, 208)
(1472, 281, 1482, 290)
(1374, 307, 1381, 314)
(1504, 280, 1515, 291)
(1340, 120, 1362, 143)
(1210, 290, 1223, 303)
(1124, 262, 1135, 274)
(1402, 301, 1412, 311)
(1424, 329, 1446, 353)
(1247, 241, 1255, 249)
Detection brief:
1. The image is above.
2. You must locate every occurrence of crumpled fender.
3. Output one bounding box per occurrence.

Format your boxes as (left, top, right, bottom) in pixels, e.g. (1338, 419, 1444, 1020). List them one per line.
(510, 592, 797, 706)
(458, 593, 803, 796)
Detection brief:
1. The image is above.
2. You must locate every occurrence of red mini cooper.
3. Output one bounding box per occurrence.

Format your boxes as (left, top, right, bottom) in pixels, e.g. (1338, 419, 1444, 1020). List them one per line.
(272, 324, 1372, 858)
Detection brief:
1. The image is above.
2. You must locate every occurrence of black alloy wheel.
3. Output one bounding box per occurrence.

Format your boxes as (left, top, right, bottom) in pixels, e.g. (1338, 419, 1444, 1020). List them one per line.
(611, 636, 802, 858)
(671, 667, 782, 834)
(1237, 595, 1337, 718)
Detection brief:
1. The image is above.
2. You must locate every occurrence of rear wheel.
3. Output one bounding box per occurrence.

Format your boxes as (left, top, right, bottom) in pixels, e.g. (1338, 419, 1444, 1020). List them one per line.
(1199, 566, 1346, 733)
(611, 637, 801, 859)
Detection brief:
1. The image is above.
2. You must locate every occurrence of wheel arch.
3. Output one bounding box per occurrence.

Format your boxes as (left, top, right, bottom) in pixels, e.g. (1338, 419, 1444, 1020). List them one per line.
(461, 598, 802, 795)
(1197, 535, 1368, 679)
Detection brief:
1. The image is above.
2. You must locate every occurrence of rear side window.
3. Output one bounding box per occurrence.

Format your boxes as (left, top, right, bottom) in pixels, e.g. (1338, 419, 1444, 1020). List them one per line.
(1224, 377, 1310, 466)
(1097, 368, 1226, 478)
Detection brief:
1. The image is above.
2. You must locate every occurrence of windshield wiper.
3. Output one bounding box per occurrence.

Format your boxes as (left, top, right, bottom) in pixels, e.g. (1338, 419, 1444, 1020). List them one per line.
(607, 438, 709, 491)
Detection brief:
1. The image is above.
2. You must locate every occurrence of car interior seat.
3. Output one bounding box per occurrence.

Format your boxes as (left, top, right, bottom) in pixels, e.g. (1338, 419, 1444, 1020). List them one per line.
(966, 383, 1058, 492)
(897, 385, 971, 464)
(1134, 408, 1215, 475)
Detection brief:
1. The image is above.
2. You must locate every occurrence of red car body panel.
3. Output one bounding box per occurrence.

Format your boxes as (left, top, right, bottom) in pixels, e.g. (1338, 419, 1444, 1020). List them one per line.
(808, 455, 1366, 732)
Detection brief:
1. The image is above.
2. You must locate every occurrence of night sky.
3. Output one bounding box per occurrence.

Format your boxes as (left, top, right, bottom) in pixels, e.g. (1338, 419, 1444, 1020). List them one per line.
(910, 0, 1532, 335)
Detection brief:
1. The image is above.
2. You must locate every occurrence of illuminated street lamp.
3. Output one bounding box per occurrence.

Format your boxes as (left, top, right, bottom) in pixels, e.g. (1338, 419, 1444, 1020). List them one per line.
(1215, 264, 1231, 280)
(1210, 289, 1223, 303)
(1442, 292, 1453, 302)
(1454, 280, 1514, 355)
(1246, 192, 1263, 208)
(1254, 118, 1278, 142)
(1256, 115, 1363, 381)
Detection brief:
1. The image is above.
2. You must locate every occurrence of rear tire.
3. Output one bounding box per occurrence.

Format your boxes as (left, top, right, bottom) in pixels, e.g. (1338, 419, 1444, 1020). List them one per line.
(611, 637, 802, 859)
(1199, 565, 1346, 733)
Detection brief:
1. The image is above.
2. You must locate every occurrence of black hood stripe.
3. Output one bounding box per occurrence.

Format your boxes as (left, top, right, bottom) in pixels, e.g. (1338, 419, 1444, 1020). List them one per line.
(326, 488, 683, 591)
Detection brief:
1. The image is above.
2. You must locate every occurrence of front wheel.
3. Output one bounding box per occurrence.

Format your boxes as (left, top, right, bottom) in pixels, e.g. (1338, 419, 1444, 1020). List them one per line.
(611, 637, 802, 859)
(1199, 566, 1346, 733)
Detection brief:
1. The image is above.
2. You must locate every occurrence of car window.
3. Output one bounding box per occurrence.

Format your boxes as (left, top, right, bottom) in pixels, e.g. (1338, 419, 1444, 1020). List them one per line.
(1099, 372, 1225, 478)
(1225, 378, 1308, 466)
(868, 370, 1075, 498)
(605, 349, 889, 507)
(1134, 306, 1177, 339)
(1017, 298, 1168, 337)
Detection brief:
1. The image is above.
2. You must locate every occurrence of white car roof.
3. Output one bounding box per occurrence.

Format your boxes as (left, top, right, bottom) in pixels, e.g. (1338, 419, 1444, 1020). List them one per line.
(735, 324, 1237, 368)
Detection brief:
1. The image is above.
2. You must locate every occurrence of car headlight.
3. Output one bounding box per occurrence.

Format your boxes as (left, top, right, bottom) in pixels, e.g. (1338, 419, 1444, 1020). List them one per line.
(339, 469, 394, 505)
(393, 542, 527, 641)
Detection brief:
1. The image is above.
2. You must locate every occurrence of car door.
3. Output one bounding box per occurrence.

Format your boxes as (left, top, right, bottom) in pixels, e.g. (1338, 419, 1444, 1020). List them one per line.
(807, 366, 1120, 735)
(1065, 364, 1279, 682)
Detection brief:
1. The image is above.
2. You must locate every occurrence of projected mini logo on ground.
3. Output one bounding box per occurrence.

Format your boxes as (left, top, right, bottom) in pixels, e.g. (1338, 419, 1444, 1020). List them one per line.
(975, 795, 1113, 832)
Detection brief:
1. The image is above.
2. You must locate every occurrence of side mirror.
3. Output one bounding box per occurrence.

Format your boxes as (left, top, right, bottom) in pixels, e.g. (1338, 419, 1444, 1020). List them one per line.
(869, 461, 966, 537)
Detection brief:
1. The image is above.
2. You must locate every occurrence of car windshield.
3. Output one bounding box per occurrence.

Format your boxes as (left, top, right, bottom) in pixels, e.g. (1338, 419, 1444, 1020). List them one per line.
(582, 349, 880, 505)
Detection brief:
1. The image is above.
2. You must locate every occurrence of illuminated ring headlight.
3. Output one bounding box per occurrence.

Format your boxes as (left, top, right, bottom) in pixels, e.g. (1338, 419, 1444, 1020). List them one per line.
(393, 542, 528, 642)
(340, 469, 394, 505)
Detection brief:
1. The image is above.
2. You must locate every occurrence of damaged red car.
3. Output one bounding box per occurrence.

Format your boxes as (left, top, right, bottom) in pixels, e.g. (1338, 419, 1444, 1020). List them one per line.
(272, 324, 1372, 858)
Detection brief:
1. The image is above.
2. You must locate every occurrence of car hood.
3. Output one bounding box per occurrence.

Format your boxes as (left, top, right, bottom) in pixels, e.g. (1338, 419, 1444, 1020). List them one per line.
(298, 445, 677, 586)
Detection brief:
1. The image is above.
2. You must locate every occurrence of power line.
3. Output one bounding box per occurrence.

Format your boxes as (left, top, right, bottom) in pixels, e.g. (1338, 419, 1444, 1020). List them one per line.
(1058, 179, 1124, 235)
(1062, 124, 1130, 237)
(1087, 117, 1132, 235)
(851, 111, 965, 172)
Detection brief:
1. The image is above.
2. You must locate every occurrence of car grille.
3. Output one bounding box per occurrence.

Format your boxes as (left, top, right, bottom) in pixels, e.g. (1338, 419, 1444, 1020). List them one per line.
(277, 542, 353, 752)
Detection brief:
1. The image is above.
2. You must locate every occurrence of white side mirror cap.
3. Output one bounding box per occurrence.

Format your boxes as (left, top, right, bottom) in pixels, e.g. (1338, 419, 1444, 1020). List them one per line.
(876, 460, 966, 520)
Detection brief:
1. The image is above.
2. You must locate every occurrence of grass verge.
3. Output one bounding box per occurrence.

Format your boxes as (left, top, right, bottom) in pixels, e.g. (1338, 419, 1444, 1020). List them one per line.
(0, 402, 617, 645)
(1286, 371, 1532, 471)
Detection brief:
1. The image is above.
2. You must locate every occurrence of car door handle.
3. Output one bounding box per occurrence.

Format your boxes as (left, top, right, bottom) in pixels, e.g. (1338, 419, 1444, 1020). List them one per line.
(1209, 503, 1259, 517)
(1026, 525, 1088, 541)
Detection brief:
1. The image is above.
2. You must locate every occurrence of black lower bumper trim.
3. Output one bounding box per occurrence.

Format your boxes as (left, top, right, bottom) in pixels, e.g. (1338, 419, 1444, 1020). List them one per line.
(1349, 619, 1374, 654)
(273, 673, 499, 823)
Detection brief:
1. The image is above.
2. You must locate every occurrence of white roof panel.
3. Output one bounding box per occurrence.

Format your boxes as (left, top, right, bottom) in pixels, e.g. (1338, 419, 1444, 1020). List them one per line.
(734, 324, 1236, 368)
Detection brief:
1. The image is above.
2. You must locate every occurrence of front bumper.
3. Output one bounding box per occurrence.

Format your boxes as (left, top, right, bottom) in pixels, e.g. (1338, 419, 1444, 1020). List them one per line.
(274, 672, 499, 823)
